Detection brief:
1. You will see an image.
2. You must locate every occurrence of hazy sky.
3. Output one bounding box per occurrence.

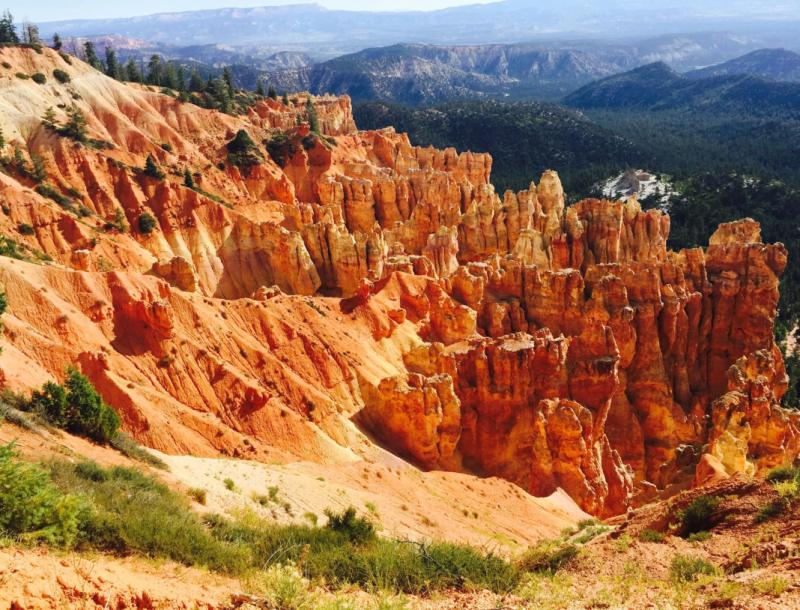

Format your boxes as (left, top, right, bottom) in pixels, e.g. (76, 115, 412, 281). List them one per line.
(9, 0, 490, 23)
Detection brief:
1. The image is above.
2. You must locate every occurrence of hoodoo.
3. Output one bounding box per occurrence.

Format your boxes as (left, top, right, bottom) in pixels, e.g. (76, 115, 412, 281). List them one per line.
(0, 46, 797, 519)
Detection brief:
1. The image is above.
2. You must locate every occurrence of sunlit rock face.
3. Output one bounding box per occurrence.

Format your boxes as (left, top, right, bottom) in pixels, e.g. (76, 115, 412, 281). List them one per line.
(0, 46, 795, 517)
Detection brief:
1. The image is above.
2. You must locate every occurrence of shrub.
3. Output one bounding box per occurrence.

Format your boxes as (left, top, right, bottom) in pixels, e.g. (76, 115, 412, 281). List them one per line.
(755, 498, 789, 523)
(0, 443, 82, 546)
(137, 212, 157, 234)
(675, 495, 720, 536)
(265, 131, 297, 168)
(765, 465, 799, 484)
(27, 367, 121, 444)
(517, 540, 579, 574)
(223, 478, 236, 491)
(189, 488, 207, 505)
(15, 72, 29, 80)
(669, 555, 718, 582)
(687, 531, 711, 542)
(31, 72, 46, 84)
(47, 460, 250, 572)
(226, 129, 263, 173)
(17, 223, 34, 235)
(160, 142, 173, 153)
(639, 529, 665, 543)
(109, 432, 167, 469)
(245, 563, 314, 609)
(35, 183, 72, 209)
(52, 68, 70, 83)
(324, 506, 376, 544)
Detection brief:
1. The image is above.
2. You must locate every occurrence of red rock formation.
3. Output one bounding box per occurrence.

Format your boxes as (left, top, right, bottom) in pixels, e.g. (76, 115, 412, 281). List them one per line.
(0, 46, 795, 517)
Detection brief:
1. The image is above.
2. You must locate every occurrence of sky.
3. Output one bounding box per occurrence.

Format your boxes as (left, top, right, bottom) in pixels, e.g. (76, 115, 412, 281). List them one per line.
(8, 0, 490, 23)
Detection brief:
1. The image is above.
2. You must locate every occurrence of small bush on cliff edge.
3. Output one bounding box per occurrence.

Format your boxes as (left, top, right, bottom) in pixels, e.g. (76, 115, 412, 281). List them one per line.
(24, 367, 121, 444)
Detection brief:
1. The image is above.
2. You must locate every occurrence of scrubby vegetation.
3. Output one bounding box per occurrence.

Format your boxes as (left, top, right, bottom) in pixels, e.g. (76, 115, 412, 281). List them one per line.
(756, 465, 800, 522)
(226, 129, 263, 173)
(674, 495, 721, 537)
(23, 367, 121, 443)
(265, 131, 298, 168)
(137, 212, 157, 234)
(670, 555, 719, 583)
(1, 450, 526, 595)
(0, 444, 82, 546)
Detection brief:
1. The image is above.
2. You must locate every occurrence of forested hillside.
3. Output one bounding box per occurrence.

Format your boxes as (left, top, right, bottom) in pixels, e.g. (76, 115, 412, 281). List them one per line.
(354, 101, 641, 194)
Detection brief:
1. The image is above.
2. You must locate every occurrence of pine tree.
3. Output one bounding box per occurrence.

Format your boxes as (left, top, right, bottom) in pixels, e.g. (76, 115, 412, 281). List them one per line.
(83, 41, 103, 71)
(52, 33, 62, 51)
(30, 153, 46, 183)
(282, 92, 289, 106)
(104, 46, 121, 80)
(12, 146, 29, 176)
(0, 10, 18, 44)
(62, 105, 87, 142)
(42, 107, 57, 129)
(176, 66, 186, 92)
(183, 169, 195, 189)
(147, 55, 162, 86)
(125, 59, 142, 83)
(306, 98, 320, 134)
(22, 21, 39, 45)
(268, 86, 277, 100)
(255, 81, 265, 96)
(162, 62, 179, 90)
(189, 70, 205, 93)
(143, 154, 165, 180)
(222, 67, 234, 96)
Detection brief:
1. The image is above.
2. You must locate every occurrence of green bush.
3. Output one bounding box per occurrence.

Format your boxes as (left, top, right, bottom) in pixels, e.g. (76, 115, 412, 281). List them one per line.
(755, 498, 789, 523)
(226, 129, 263, 173)
(324, 506, 376, 544)
(669, 555, 718, 583)
(31, 72, 46, 84)
(27, 367, 121, 444)
(765, 466, 799, 484)
(48, 460, 250, 572)
(516, 540, 579, 574)
(15, 72, 29, 80)
(109, 432, 167, 469)
(189, 487, 207, 504)
(207, 512, 519, 594)
(0, 443, 82, 546)
(675, 496, 720, 536)
(639, 529, 665, 543)
(137, 212, 157, 234)
(17, 223, 34, 235)
(35, 183, 72, 209)
(52, 68, 70, 83)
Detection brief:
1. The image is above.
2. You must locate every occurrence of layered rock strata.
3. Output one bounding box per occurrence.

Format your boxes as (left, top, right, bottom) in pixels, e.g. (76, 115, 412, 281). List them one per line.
(0, 46, 797, 517)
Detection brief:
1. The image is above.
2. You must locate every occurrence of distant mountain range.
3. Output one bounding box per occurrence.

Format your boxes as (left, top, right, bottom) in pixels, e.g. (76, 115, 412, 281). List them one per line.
(263, 34, 777, 104)
(38, 1, 800, 57)
(686, 48, 800, 82)
(563, 61, 800, 116)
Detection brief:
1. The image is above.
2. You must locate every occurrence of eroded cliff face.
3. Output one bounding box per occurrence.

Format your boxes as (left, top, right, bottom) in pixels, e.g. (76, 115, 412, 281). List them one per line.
(0, 47, 797, 516)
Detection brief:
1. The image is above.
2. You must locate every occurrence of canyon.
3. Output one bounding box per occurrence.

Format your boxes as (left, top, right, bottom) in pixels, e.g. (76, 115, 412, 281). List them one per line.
(0, 45, 798, 522)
